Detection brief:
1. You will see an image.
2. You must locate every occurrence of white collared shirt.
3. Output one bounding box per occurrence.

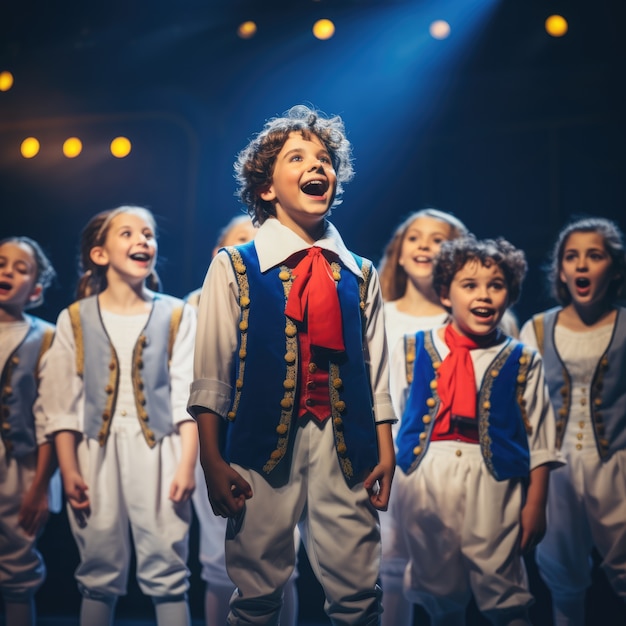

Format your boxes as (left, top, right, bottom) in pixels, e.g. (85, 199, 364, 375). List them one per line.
(188, 217, 395, 425)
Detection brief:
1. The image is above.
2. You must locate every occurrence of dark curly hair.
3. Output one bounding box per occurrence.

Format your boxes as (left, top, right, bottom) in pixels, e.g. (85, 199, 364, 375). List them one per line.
(545, 216, 626, 305)
(0, 236, 56, 309)
(233, 104, 354, 225)
(433, 236, 527, 307)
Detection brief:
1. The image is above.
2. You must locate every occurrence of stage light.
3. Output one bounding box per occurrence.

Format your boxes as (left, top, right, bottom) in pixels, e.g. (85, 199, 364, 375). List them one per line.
(313, 19, 335, 40)
(429, 20, 451, 40)
(21, 137, 40, 158)
(63, 137, 83, 158)
(110, 136, 132, 158)
(545, 14, 568, 37)
(238, 21, 257, 39)
(0, 71, 14, 92)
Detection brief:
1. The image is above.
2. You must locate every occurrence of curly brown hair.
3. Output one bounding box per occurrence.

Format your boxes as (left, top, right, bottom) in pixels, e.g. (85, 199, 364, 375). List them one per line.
(546, 216, 626, 305)
(378, 208, 468, 302)
(433, 236, 527, 307)
(233, 104, 354, 225)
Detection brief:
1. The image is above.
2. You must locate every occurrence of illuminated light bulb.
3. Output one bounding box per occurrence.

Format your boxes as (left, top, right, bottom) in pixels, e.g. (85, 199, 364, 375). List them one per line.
(238, 21, 257, 39)
(545, 14, 568, 37)
(0, 71, 14, 92)
(313, 19, 335, 40)
(63, 137, 82, 158)
(110, 136, 131, 158)
(21, 137, 40, 158)
(429, 20, 451, 40)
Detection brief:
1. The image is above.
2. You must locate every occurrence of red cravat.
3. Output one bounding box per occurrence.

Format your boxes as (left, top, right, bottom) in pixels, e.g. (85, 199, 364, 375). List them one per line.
(435, 324, 480, 433)
(284, 246, 345, 352)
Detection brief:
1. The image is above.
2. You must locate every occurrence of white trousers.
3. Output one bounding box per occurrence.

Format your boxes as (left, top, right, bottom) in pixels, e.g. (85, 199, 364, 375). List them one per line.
(68, 417, 191, 599)
(399, 441, 532, 621)
(0, 444, 45, 602)
(225, 417, 382, 625)
(536, 447, 626, 599)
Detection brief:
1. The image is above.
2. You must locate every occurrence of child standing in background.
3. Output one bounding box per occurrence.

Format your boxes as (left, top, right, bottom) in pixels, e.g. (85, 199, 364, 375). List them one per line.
(188, 104, 395, 625)
(186, 214, 298, 626)
(392, 236, 562, 626)
(377, 208, 468, 626)
(0, 237, 59, 626)
(36, 206, 197, 626)
(520, 216, 626, 626)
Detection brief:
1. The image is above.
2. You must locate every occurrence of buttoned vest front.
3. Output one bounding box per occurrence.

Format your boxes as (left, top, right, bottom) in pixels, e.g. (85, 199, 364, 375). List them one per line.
(222, 242, 379, 487)
(68, 294, 184, 448)
(532, 306, 626, 459)
(396, 329, 534, 481)
(0, 315, 54, 458)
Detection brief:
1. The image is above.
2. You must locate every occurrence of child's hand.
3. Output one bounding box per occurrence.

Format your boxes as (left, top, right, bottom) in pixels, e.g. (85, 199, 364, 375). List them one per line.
(520, 500, 547, 553)
(18, 484, 49, 536)
(364, 459, 395, 511)
(169, 465, 195, 503)
(204, 459, 253, 518)
(63, 470, 90, 513)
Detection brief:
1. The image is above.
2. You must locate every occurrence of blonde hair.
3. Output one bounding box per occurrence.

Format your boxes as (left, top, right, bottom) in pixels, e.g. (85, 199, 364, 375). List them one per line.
(378, 208, 468, 301)
(76, 206, 161, 299)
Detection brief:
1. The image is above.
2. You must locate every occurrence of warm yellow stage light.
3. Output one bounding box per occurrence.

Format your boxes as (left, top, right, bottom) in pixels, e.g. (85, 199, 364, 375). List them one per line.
(429, 20, 451, 40)
(313, 19, 335, 40)
(21, 137, 40, 158)
(0, 71, 14, 92)
(238, 21, 257, 39)
(545, 14, 568, 37)
(110, 136, 131, 158)
(63, 137, 83, 158)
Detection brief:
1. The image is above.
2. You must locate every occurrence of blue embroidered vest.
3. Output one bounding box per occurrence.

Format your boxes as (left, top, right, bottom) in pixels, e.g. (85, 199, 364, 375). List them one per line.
(396, 330, 533, 481)
(222, 242, 379, 487)
(68, 294, 184, 448)
(533, 306, 626, 459)
(0, 315, 54, 458)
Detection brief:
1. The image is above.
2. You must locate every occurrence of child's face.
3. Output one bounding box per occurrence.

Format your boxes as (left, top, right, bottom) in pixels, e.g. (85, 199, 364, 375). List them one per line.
(559, 231, 616, 308)
(440, 259, 509, 340)
(91, 212, 157, 287)
(260, 131, 336, 235)
(399, 216, 452, 284)
(0, 241, 41, 311)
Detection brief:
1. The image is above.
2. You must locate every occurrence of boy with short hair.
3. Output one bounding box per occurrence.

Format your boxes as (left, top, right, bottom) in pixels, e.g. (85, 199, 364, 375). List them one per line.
(188, 104, 395, 625)
(391, 236, 563, 626)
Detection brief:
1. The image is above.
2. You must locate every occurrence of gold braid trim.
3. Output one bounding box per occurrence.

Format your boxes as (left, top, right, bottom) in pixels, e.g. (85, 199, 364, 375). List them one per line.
(532, 313, 545, 355)
(131, 335, 155, 448)
(224, 247, 251, 427)
(97, 346, 118, 447)
(405, 335, 416, 385)
(0, 353, 17, 454)
(68, 301, 84, 377)
(516, 347, 533, 435)
(167, 305, 184, 367)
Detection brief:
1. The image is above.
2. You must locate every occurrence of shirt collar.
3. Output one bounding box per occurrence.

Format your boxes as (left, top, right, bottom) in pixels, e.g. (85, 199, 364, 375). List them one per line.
(253, 217, 362, 277)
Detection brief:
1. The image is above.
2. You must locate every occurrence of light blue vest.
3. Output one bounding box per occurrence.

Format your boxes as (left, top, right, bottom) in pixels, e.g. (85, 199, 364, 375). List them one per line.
(396, 329, 534, 481)
(222, 242, 379, 487)
(532, 306, 626, 459)
(0, 315, 54, 458)
(68, 294, 184, 448)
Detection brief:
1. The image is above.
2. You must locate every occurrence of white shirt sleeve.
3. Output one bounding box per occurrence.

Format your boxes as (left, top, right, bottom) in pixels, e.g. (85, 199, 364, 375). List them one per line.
(34, 309, 85, 437)
(187, 252, 240, 419)
(169, 303, 197, 426)
(522, 349, 564, 471)
(519, 319, 539, 349)
(363, 267, 396, 424)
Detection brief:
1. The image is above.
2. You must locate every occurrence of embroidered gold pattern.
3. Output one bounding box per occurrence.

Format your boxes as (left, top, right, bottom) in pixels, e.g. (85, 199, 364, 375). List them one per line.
(68, 301, 84, 377)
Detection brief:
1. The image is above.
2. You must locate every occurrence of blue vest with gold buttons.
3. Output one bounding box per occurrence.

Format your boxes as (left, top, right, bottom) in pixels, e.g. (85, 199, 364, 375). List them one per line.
(68, 294, 184, 448)
(223, 242, 379, 487)
(396, 329, 534, 481)
(1, 315, 54, 458)
(533, 305, 626, 460)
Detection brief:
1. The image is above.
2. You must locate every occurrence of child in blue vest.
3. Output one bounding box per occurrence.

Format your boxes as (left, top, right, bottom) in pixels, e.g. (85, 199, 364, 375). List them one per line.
(392, 235, 563, 626)
(37, 206, 198, 626)
(520, 216, 626, 626)
(0, 236, 59, 626)
(188, 104, 396, 625)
